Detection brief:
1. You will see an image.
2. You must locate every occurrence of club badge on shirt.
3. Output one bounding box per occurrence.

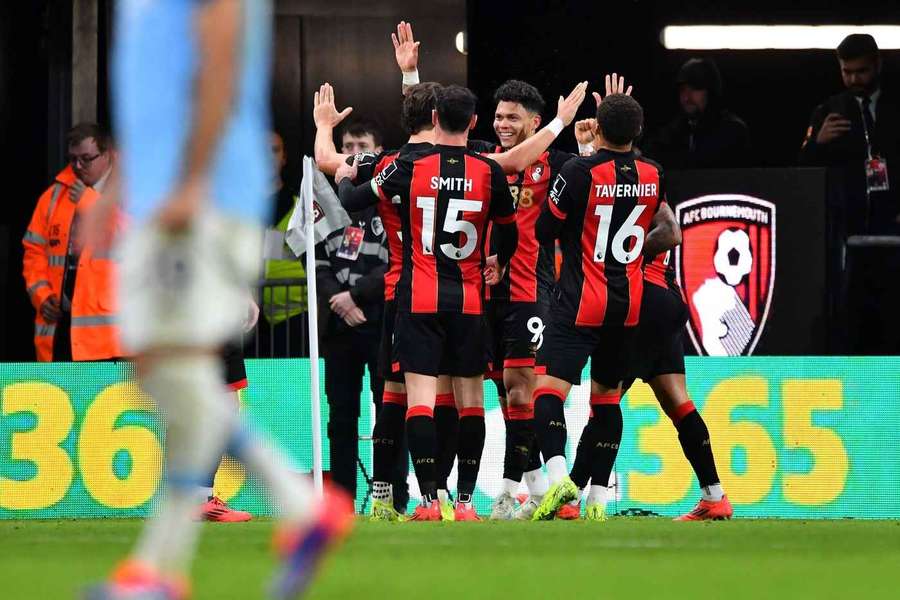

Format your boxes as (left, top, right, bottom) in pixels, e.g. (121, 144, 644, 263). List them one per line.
(866, 156, 889, 193)
(336, 226, 365, 260)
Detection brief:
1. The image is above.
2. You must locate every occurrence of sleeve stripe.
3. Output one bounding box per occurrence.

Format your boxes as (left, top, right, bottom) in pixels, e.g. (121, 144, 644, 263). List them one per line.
(494, 213, 517, 225)
(547, 200, 567, 219)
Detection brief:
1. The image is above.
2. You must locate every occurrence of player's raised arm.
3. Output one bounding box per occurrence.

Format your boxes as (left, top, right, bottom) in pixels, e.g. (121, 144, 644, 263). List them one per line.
(393, 21, 421, 95)
(313, 82, 354, 175)
(643, 200, 681, 257)
(488, 81, 588, 174)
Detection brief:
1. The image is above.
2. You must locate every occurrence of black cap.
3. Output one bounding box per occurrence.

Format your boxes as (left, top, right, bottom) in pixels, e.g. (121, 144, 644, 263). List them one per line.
(676, 58, 723, 98)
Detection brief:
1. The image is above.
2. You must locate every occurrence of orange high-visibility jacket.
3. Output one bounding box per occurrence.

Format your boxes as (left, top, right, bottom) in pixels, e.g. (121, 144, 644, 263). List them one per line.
(22, 165, 124, 361)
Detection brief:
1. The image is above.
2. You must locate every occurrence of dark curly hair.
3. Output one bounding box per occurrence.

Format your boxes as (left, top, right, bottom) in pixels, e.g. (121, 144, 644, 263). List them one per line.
(493, 79, 545, 114)
(401, 82, 442, 135)
(596, 94, 643, 146)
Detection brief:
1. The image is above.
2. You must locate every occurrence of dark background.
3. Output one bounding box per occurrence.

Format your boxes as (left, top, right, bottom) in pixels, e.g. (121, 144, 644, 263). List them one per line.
(2, 0, 897, 360)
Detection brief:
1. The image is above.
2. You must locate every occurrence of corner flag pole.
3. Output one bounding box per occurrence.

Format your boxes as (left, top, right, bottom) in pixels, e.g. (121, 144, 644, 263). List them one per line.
(301, 156, 324, 497)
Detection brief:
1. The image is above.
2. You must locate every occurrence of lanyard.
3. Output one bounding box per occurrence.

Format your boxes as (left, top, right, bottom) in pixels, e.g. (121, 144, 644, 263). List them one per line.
(859, 100, 874, 160)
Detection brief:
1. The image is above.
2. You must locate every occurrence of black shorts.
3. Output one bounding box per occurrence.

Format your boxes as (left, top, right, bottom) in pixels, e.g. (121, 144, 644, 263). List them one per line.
(393, 311, 486, 377)
(625, 283, 688, 386)
(537, 315, 638, 387)
(378, 300, 404, 384)
(484, 298, 549, 379)
(221, 340, 248, 391)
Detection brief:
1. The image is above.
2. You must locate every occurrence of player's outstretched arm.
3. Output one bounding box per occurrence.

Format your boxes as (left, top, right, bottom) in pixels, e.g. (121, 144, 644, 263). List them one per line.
(393, 21, 421, 95)
(488, 81, 588, 174)
(643, 202, 681, 257)
(313, 83, 354, 176)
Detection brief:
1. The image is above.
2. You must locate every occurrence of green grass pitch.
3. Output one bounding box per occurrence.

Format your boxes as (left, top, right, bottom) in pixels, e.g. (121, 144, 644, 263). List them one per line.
(2, 518, 899, 599)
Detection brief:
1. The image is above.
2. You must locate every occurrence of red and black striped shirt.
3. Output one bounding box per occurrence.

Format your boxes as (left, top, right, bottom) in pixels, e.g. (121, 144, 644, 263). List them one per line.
(482, 147, 573, 303)
(373, 144, 516, 314)
(351, 142, 432, 301)
(544, 149, 664, 327)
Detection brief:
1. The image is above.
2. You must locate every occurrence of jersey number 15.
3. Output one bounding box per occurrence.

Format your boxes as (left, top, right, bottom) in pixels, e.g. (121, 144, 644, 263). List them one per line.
(416, 196, 483, 260)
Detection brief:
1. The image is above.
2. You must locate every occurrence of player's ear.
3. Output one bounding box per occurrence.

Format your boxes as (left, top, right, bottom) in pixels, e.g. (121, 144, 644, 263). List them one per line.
(532, 113, 542, 131)
(468, 114, 478, 131)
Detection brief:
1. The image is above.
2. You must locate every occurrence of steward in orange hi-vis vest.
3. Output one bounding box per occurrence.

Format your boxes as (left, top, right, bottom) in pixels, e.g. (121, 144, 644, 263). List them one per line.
(22, 165, 124, 361)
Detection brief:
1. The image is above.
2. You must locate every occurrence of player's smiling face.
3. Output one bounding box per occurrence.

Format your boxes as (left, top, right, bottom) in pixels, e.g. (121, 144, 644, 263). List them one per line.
(494, 101, 539, 149)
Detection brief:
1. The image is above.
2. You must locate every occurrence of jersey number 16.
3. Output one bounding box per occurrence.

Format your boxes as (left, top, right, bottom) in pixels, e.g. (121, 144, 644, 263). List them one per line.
(593, 204, 646, 264)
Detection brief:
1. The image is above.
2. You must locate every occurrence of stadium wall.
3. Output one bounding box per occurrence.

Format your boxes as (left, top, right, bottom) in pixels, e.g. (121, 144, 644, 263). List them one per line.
(1, 358, 898, 519)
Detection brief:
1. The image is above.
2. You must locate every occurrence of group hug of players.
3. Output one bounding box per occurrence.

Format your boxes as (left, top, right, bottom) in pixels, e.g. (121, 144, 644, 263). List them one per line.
(314, 22, 733, 522)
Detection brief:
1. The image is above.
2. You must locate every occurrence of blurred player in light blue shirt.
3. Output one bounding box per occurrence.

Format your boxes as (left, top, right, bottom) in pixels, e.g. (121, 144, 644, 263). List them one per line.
(114, 0, 271, 225)
(87, 3, 354, 598)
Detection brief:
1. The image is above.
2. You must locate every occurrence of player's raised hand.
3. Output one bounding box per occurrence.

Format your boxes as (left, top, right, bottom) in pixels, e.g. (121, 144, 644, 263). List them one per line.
(592, 73, 633, 107)
(334, 155, 358, 185)
(574, 118, 598, 145)
(313, 83, 353, 129)
(555, 81, 588, 126)
(392, 21, 420, 74)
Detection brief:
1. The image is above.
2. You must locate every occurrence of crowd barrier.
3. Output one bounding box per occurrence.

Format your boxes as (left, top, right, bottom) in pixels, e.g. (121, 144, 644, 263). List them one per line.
(1, 358, 898, 519)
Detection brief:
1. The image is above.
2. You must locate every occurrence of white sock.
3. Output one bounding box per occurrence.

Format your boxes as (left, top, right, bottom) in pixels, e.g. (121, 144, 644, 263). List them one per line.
(545, 456, 568, 484)
(372, 481, 391, 502)
(200, 486, 214, 500)
(524, 468, 548, 498)
(134, 355, 236, 576)
(587, 485, 608, 507)
(701, 483, 724, 502)
(502, 479, 520, 497)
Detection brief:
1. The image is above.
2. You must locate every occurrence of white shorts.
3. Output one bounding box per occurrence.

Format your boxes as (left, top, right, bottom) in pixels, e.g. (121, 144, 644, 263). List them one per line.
(118, 213, 262, 353)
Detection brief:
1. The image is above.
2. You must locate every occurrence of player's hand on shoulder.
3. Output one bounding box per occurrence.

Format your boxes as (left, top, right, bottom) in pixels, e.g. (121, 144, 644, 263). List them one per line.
(334, 155, 359, 185)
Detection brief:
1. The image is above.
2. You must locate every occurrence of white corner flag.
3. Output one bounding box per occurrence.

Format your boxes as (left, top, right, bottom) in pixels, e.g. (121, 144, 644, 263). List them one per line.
(290, 156, 350, 496)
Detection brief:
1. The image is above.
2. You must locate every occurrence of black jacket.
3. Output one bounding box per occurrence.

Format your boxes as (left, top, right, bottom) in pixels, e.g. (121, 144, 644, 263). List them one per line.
(643, 108, 751, 170)
(799, 88, 900, 234)
(315, 205, 388, 347)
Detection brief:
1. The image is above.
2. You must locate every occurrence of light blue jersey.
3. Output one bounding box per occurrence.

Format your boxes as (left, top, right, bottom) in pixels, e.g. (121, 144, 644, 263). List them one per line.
(114, 0, 272, 224)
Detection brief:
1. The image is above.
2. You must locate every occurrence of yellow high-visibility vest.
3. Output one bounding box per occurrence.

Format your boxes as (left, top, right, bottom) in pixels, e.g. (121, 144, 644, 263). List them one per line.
(262, 197, 307, 324)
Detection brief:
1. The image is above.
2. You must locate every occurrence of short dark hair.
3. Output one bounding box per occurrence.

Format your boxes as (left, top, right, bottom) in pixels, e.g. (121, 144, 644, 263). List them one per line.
(66, 122, 112, 152)
(837, 34, 879, 61)
(596, 94, 643, 146)
(401, 82, 442, 135)
(340, 119, 383, 147)
(434, 84, 478, 134)
(493, 79, 545, 114)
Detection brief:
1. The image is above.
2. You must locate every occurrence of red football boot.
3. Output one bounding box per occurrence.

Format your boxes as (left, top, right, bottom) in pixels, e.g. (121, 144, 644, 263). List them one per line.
(201, 496, 252, 523)
(556, 501, 581, 520)
(454, 502, 481, 522)
(675, 496, 734, 521)
(408, 499, 442, 521)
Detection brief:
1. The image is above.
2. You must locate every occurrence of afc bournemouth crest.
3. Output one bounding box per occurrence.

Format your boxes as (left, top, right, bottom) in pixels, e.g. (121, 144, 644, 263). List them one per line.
(675, 195, 775, 356)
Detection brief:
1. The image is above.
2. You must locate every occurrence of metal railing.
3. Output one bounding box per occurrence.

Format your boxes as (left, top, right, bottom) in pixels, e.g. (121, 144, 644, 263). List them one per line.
(242, 277, 310, 358)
